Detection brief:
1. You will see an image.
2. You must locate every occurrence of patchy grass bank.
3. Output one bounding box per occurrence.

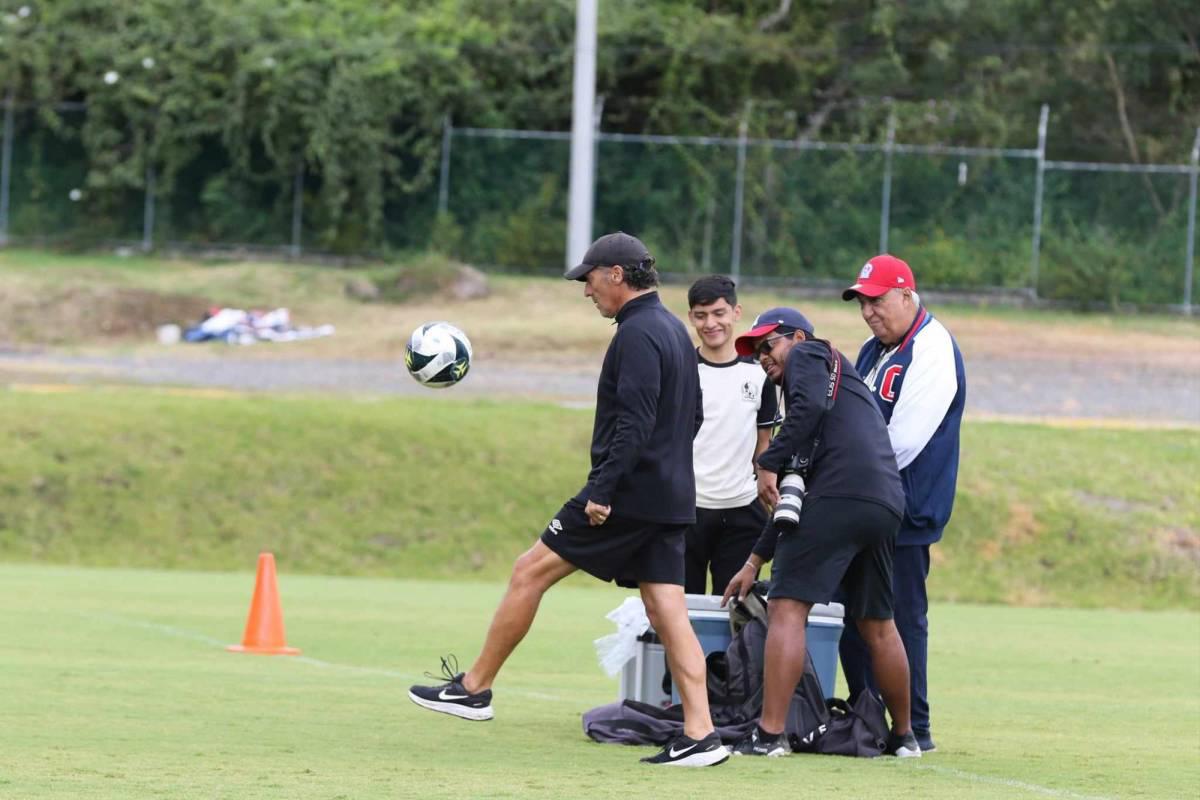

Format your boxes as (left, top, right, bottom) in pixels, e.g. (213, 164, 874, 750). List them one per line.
(2, 386, 1195, 609)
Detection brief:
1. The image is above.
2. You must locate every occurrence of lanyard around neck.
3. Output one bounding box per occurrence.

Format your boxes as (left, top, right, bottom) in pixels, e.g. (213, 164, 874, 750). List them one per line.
(863, 344, 899, 391)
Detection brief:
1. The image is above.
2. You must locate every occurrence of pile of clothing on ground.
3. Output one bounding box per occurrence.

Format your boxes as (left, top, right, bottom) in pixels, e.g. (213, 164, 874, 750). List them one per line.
(180, 307, 335, 345)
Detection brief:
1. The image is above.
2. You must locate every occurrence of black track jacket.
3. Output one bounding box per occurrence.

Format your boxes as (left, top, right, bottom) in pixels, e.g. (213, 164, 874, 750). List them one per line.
(753, 340, 905, 561)
(575, 292, 703, 523)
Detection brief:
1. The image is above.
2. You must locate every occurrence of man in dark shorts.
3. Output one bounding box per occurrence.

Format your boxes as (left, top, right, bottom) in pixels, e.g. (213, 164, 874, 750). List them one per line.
(720, 307, 921, 758)
(408, 232, 728, 768)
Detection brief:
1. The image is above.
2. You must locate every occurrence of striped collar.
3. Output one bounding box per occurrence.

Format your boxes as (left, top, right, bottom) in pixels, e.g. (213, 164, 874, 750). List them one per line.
(894, 306, 930, 353)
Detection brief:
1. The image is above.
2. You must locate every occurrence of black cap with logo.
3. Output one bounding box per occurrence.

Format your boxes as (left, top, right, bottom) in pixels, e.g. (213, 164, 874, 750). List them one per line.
(564, 232, 655, 281)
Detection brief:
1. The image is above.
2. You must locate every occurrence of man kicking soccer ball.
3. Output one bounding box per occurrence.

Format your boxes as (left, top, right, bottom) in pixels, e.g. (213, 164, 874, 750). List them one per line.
(408, 232, 728, 768)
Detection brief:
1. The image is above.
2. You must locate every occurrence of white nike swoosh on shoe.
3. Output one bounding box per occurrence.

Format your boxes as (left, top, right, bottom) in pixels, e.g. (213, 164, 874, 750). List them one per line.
(438, 689, 470, 701)
(669, 743, 697, 758)
(408, 691, 494, 721)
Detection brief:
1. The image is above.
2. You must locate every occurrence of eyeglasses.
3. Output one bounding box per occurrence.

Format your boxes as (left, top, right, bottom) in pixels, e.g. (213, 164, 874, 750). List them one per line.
(756, 333, 790, 357)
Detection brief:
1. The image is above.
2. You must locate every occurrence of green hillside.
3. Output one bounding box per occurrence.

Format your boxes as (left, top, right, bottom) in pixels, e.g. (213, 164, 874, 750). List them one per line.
(3, 386, 1196, 609)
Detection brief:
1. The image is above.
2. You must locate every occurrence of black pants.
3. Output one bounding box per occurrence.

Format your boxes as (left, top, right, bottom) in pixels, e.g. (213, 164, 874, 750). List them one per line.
(684, 503, 766, 595)
(838, 544, 931, 739)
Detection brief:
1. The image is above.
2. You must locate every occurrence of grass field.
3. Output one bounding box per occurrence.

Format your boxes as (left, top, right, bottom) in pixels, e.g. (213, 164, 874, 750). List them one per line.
(2, 249, 1198, 796)
(1, 563, 1196, 800)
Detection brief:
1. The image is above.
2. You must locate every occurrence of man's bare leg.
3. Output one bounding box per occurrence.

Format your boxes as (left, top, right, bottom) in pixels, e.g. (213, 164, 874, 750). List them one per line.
(760, 598, 812, 734)
(639, 581, 715, 741)
(462, 540, 576, 693)
(855, 617, 912, 734)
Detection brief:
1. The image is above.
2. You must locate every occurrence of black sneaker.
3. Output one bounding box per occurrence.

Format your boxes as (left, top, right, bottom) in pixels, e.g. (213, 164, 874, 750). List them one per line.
(731, 727, 790, 757)
(915, 731, 937, 753)
(885, 729, 922, 758)
(407, 655, 494, 721)
(640, 732, 729, 767)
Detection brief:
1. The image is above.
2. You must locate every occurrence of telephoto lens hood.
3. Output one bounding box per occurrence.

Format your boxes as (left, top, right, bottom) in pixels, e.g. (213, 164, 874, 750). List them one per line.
(773, 471, 806, 531)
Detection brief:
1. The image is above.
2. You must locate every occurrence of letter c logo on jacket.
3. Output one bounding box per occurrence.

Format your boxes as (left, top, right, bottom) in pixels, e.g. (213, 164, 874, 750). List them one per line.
(879, 365, 903, 402)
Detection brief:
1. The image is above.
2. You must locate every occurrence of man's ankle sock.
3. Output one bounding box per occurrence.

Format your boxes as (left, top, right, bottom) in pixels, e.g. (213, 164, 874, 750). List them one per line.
(756, 725, 783, 742)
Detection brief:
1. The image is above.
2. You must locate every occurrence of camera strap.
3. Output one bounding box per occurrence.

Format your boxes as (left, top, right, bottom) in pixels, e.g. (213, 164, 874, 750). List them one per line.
(791, 340, 842, 479)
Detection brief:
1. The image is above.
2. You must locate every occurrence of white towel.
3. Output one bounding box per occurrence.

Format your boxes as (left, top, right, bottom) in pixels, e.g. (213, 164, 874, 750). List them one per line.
(593, 596, 650, 676)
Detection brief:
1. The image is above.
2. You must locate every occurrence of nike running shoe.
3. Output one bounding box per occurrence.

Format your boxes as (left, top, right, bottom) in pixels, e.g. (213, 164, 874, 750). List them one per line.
(640, 731, 729, 767)
(408, 655, 494, 721)
(731, 726, 790, 757)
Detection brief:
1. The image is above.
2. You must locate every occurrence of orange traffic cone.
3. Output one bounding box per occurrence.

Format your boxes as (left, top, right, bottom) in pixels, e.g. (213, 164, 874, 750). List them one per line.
(227, 552, 301, 655)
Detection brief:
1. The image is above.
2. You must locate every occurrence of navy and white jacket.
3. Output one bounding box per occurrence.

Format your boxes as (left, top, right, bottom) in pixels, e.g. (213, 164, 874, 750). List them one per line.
(855, 307, 966, 547)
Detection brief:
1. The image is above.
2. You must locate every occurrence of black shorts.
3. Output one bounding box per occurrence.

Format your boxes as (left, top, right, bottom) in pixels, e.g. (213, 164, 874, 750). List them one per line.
(767, 496, 900, 620)
(540, 500, 688, 589)
(685, 502, 767, 595)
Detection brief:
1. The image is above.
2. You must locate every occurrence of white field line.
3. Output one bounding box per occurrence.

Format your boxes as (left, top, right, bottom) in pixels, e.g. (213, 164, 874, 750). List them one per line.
(913, 764, 1116, 800)
(85, 612, 230, 648)
(82, 612, 567, 702)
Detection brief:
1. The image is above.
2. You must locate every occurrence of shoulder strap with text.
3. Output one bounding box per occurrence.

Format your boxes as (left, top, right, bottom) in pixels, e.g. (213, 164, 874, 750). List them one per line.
(791, 340, 841, 478)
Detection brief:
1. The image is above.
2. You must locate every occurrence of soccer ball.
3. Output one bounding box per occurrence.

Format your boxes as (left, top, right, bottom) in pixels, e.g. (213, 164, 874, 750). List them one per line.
(404, 321, 472, 388)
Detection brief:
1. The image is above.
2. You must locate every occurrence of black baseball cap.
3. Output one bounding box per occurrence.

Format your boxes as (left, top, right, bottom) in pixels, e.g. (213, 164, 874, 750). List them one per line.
(564, 232, 655, 281)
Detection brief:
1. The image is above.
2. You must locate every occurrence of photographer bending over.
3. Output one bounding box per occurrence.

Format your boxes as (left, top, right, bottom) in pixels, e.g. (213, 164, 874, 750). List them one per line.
(722, 307, 921, 758)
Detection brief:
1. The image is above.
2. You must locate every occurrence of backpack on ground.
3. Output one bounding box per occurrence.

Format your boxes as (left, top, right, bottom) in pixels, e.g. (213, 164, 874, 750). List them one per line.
(581, 699, 757, 746)
(783, 647, 831, 752)
(812, 690, 889, 757)
(703, 615, 766, 726)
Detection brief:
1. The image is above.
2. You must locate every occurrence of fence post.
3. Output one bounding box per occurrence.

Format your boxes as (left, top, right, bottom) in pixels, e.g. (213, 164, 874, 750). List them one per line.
(291, 163, 304, 258)
(0, 87, 14, 247)
(1030, 104, 1050, 300)
(1185, 127, 1199, 315)
(730, 116, 748, 281)
(879, 111, 896, 253)
(142, 164, 156, 252)
(437, 114, 452, 216)
(592, 95, 604, 209)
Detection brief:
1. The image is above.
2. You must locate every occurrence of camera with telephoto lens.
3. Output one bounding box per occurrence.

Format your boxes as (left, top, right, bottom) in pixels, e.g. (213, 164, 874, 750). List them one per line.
(773, 467, 806, 531)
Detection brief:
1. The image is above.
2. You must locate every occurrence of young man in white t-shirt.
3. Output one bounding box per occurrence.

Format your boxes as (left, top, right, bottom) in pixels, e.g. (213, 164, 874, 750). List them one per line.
(685, 276, 779, 595)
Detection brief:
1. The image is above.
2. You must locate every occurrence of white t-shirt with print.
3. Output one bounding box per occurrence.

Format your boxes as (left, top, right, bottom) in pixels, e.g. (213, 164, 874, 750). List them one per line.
(694, 353, 779, 509)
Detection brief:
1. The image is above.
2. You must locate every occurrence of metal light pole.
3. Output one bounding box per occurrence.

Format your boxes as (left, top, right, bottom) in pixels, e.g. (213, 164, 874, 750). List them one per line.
(565, 0, 597, 270)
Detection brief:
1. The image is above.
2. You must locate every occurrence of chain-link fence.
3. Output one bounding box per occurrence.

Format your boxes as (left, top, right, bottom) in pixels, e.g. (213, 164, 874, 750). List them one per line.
(438, 115, 1199, 311)
(2, 99, 1197, 311)
(0, 103, 298, 252)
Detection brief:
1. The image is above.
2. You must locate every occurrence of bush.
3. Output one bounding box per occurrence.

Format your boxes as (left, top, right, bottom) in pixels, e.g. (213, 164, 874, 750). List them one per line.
(364, 253, 483, 303)
(1040, 221, 1136, 310)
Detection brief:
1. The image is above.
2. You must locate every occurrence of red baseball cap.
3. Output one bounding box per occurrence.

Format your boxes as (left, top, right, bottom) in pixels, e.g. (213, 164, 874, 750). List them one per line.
(842, 254, 916, 300)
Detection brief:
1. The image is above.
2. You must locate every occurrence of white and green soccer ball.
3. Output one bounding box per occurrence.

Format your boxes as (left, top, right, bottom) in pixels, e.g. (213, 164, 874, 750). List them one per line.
(404, 321, 472, 389)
